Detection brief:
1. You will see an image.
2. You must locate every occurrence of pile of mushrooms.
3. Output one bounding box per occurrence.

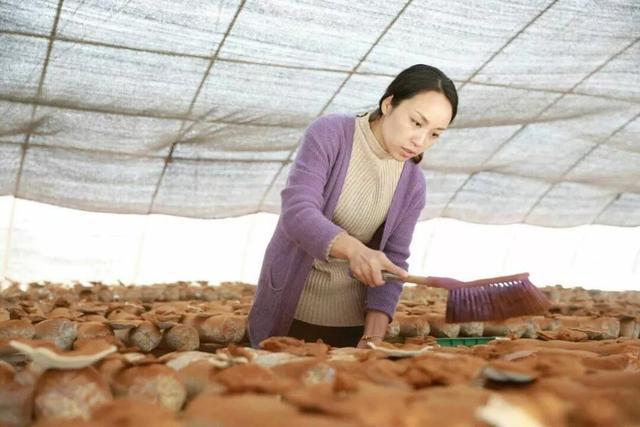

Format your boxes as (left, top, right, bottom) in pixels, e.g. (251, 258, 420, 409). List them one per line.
(0, 281, 638, 426)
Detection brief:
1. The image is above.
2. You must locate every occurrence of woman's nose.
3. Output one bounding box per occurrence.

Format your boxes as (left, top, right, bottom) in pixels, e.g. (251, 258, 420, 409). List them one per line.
(411, 131, 429, 148)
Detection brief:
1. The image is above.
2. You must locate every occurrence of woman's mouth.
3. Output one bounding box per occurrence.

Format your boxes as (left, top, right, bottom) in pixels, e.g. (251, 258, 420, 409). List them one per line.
(401, 147, 417, 158)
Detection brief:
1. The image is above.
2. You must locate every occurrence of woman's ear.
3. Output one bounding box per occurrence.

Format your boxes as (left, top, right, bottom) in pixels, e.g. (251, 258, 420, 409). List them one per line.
(381, 95, 393, 115)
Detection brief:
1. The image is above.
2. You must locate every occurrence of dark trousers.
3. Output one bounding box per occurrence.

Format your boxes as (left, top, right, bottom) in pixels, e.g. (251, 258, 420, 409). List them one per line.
(288, 318, 364, 348)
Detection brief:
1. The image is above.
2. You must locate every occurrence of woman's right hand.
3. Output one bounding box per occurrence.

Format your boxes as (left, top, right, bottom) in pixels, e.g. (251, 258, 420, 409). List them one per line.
(330, 232, 408, 287)
(348, 245, 407, 287)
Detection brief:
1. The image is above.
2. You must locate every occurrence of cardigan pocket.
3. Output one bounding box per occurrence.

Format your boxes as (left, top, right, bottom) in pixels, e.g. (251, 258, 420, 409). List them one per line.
(268, 251, 288, 292)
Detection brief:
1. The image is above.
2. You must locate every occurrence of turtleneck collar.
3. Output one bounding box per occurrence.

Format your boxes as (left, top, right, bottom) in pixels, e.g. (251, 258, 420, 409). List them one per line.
(357, 111, 396, 160)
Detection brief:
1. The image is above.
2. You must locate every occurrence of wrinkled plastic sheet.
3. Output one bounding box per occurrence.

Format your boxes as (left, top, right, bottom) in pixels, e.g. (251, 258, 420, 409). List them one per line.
(0, 0, 638, 226)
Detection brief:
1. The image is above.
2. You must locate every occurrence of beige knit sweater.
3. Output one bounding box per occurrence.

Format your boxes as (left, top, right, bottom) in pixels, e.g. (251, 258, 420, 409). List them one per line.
(293, 111, 405, 326)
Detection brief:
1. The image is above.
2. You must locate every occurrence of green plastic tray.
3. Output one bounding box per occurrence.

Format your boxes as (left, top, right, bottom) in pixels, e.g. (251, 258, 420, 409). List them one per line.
(435, 337, 497, 347)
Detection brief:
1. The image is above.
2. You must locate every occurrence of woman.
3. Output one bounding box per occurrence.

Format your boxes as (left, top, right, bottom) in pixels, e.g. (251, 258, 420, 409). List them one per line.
(248, 64, 458, 348)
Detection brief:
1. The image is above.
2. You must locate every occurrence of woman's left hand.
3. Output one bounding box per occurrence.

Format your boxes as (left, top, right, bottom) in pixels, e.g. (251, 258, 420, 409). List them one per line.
(357, 310, 388, 348)
(356, 336, 383, 349)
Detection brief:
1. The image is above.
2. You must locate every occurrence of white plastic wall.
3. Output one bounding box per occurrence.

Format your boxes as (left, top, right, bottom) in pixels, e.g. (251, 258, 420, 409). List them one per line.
(1, 196, 638, 291)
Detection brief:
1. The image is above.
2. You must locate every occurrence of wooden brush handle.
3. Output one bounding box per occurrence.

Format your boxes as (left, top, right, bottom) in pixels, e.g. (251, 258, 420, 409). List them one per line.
(329, 257, 530, 289)
(382, 273, 451, 288)
(383, 272, 530, 289)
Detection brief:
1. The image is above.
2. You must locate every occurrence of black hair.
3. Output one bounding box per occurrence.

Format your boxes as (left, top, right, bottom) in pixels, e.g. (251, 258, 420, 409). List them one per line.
(370, 64, 458, 164)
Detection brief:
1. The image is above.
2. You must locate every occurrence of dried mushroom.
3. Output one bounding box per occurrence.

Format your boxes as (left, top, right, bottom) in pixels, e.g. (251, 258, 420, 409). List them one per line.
(76, 321, 114, 341)
(129, 321, 162, 352)
(0, 319, 35, 341)
(0, 360, 35, 427)
(367, 341, 433, 358)
(215, 363, 297, 394)
(9, 339, 116, 370)
(33, 319, 77, 350)
(0, 280, 639, 427)
(197, 314, 246, 343)
(260, 336, 330, 357)
(112, 363, 187, 412)
(481, 360, 538, 384)
(33, 367, 112, 421)
(163, 324, 199, 351)
(88, 398, 182, 427)
(184, 393, 314, 427)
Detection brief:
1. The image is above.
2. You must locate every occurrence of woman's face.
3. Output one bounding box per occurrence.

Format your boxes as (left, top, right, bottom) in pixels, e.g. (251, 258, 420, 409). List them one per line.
(373, 91, 453, 161)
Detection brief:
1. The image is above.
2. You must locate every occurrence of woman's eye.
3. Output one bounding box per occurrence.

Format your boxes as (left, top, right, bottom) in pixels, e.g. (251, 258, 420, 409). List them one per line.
(412, 119, 421, 127)
(433, 134, 441, 138)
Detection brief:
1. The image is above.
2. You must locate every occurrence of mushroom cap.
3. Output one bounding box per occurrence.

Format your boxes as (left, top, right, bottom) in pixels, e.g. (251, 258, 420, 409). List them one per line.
(107, 308, 143, 330)
(90, 398, 182, 427)
(214, 363, 297, 394)
(183, 393, 305, 427)
(141, 304, 183, 328)
(481, 360, 538, 384)
(112, 363, 187, 412)
(34, 318, 78, 350)
(9, 338, 117, 370)
(76, 321, 114, 340)
(78, 314, 108, 323)
(163, 324, 199, 351)
(175, 359, 225, 401)
(0, 319, 35, 340)
(161, 351, 220, 371)
(366, 341, 433, 358)
(0, 360, 15, 385)
(108, 319, 143, 330)
(0, 368, 35, 427)
(197, 314, 247, 344)
(34, 367, 112, 421)
(75, 302, 109, 315)
(259, 336, 330, 357)
(31, 414, 92, 427)
(48, 307, 74, 319)
(129, 320, 162, 352)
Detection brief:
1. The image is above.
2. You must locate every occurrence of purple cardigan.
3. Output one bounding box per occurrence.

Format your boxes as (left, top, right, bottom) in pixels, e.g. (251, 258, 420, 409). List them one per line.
(248, 113, 426, 347)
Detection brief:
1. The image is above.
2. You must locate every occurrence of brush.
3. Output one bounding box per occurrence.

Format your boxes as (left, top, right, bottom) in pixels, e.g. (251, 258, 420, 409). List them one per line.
(383, 272, 551, 323)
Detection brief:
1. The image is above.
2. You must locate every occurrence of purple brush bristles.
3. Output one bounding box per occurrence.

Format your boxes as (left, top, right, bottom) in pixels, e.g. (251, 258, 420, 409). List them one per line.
(445, 277, 551, 323)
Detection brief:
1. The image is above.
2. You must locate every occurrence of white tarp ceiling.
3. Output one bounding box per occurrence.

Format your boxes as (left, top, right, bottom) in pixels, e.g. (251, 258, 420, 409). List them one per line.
(1, 0, 639, 226)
